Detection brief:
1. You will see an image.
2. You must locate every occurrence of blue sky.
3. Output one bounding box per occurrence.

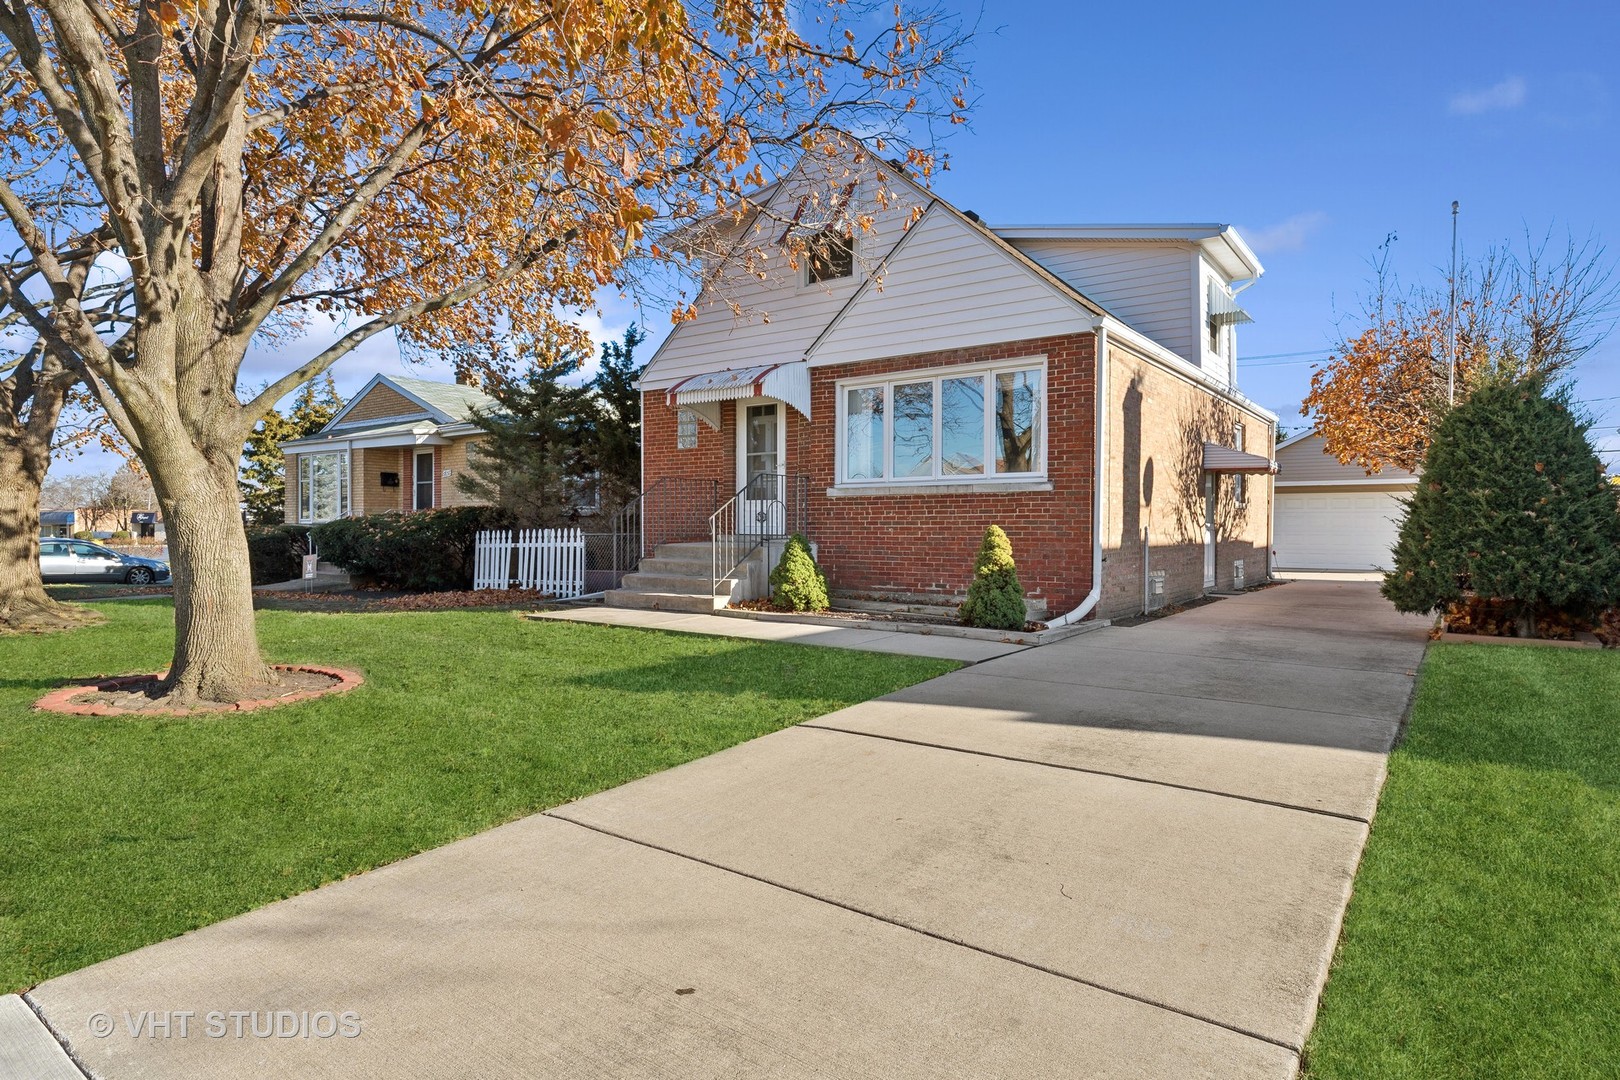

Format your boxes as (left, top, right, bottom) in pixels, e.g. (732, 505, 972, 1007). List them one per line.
(48, 1, 1620, 473)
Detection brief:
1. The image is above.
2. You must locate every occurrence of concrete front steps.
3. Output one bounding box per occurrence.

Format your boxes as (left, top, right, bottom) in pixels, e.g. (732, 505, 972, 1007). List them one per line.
(605, 542, 745, 613)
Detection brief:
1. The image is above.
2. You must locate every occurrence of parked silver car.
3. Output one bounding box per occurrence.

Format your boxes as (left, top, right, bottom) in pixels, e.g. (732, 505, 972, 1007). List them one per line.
(39, 539, 171, 585)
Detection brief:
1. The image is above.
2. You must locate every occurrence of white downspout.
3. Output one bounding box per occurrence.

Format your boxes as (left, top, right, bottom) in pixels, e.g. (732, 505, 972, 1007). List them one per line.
(1047, 319, 1108, 627)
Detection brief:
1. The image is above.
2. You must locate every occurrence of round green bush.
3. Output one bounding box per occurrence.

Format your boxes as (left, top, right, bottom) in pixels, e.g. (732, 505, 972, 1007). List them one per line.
(770, 533, 829, 611)
(959, 525, 1027, 630)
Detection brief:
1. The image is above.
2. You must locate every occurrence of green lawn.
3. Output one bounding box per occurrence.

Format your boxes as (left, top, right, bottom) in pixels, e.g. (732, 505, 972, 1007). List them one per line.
(0, 602, 955, 993)
(1304, 644, 1620, 1079)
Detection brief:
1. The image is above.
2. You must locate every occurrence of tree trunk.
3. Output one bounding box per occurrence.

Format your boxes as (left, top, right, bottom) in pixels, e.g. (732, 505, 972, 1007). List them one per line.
(0, 455, 98, 632)
(155, 448, 270, 703)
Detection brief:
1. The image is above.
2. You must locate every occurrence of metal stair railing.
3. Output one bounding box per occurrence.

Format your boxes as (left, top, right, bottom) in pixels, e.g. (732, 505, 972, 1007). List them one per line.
(586, 477, 720, 593)
(710, 473, 811, 594)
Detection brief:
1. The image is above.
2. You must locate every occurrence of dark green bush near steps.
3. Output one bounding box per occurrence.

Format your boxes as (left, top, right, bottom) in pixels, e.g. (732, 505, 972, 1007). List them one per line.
(770, 533, 829, 611)
(245, 524, 312, 586)
(959, 525, 1027, 630)
(311, 507, 503, 591)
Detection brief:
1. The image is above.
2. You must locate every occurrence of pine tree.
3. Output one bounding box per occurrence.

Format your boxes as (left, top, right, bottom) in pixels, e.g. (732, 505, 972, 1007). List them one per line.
(582, 325, 646, 514)
(770, 533, 829, 611)
(1383, 376, 1620, 636)
(239, 375, 343, 525)
(457, 348, 593, 527)
(960, 525, 1028, 630)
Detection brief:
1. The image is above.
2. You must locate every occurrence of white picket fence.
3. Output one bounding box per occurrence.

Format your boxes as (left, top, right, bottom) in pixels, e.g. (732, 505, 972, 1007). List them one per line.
(473, 528, 585, 596)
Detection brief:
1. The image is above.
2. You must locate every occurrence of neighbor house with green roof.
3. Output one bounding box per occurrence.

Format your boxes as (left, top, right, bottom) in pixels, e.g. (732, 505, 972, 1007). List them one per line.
(280, 373, 498, 524)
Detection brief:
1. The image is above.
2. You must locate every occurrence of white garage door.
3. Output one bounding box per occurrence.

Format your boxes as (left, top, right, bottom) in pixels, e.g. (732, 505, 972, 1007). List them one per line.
(1274, 491, 1409, 571)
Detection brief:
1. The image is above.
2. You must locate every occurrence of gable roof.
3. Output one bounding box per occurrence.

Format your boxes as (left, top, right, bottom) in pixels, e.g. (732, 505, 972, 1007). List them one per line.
(804, 198, 1108, 365)
(324, 373, 497, 430)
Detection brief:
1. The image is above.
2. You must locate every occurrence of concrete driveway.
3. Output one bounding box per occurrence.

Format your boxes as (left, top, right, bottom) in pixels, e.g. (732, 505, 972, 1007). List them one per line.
(15, 581, 1428, 1080)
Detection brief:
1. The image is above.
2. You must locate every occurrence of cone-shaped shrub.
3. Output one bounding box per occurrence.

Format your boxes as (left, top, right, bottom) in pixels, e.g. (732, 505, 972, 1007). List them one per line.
(1383, 376, 1620, 636)
(960, 525, 1027, 629)
(770, 533, 829, 611)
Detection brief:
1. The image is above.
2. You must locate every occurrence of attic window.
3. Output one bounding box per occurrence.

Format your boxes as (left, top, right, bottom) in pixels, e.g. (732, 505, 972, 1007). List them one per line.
(806, 229, 854, 284)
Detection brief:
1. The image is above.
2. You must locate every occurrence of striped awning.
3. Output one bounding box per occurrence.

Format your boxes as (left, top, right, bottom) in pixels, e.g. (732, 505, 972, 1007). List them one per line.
(1208, 282, 1254, 327)
(1203, 443, 1278, 474)
(664, 362, 812, 428)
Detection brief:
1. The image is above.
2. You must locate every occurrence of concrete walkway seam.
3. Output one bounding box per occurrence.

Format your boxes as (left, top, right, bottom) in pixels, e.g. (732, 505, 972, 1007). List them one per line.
(542, 810, 1305, 1057)
(797, 722, 1374, 824)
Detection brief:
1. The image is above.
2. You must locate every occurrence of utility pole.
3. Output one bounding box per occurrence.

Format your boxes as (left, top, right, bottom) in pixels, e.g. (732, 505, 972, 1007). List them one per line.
(1448, 200, 1459, 406)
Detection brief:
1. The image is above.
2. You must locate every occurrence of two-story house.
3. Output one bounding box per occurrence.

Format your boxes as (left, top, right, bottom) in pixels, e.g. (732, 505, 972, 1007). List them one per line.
(622, 154, 1280, 621)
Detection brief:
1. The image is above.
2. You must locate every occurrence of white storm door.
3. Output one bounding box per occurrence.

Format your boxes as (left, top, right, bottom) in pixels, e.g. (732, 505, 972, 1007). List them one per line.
(736, 400, 786, 536)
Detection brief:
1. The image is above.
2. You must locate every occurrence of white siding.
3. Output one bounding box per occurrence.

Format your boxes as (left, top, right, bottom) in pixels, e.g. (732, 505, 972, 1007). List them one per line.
(1276, 433, 1419, 485)
(1008, 240, 1195, 362)
(806, 206, 1094, 367)
(639, 167, 925, 390)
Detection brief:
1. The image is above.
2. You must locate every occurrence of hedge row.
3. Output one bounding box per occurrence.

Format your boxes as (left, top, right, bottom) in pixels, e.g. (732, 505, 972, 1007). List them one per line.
(310, 506, 501, 591)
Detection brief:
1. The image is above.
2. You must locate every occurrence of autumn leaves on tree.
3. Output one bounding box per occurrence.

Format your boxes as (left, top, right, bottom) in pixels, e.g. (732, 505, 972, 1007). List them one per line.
(1305, 234, 1617, 474)
(0, 0, 970, 701)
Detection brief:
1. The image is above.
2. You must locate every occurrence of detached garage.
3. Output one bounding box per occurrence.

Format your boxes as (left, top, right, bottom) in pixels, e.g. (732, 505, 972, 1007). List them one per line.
(1273, 432, 1418, 572)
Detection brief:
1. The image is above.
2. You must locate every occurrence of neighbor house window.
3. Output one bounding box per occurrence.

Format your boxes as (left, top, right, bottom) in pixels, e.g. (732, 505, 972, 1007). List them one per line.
(298, 451, 349, 523)
(676, 409, 699, 449)
(806, 228, 854, 284)
(414, 450, 435, 510)
(838, 361, 1045, 484)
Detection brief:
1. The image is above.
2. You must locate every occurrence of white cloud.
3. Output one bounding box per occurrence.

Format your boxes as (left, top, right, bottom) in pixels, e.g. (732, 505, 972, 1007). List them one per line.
(1449, 76, 1527, 116)
(1240, 211, 1328, 255)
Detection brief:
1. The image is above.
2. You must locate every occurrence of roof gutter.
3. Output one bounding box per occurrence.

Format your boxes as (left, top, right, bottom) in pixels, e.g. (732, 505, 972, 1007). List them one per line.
(1047, 319, 1108, 628)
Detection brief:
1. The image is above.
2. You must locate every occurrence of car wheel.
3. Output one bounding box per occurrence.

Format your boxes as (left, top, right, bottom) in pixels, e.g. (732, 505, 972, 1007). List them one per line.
(125, 567, 155, 585)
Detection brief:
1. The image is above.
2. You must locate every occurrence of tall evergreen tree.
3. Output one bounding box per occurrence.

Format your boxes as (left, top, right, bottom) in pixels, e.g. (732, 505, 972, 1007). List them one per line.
(1383, 376, 1620, 636)
(584, 325, 646, 513)
(239, 376, 344, 526)
(457, 349, 593, 527)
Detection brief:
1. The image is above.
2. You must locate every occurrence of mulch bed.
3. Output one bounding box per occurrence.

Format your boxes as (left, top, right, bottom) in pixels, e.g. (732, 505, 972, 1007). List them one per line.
(35, 665, 365, 717)
(253, 589, 555, 613)
(729, 599, 1048, 633)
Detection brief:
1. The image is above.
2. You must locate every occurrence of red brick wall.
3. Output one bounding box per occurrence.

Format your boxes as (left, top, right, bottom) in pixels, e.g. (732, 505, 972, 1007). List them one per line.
(643, 332, 1098, 614)
(808, 333, 1096, 614)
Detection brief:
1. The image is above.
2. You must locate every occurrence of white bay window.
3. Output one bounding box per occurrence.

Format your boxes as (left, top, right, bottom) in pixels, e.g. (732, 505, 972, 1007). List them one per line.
(838, 360, 1045, 485)
(298, 450, 350, 523)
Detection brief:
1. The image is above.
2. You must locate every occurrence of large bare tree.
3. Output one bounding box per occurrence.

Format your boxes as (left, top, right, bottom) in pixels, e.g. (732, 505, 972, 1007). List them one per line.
(0, 0, 969, 701)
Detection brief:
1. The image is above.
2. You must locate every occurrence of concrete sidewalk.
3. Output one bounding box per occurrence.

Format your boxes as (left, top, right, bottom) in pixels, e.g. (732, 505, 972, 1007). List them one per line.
(532, 604, 1032, 663)
(18, 581, 1428, 1079)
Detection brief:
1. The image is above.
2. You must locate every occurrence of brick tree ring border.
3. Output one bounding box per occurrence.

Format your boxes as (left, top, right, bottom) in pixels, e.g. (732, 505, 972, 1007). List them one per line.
(34, 665, 365, 717)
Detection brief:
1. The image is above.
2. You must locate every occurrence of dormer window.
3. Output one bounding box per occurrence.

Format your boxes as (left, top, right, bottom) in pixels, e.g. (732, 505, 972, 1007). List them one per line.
(806, 228, 854, 284)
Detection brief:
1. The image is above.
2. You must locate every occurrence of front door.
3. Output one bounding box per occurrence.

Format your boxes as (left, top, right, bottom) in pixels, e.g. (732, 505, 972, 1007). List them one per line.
(736, 400, 786, 536)
(1203, 475, 1217, 589)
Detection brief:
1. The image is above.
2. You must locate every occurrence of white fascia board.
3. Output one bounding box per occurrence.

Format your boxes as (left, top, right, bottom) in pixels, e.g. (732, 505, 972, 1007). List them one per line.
(1274, 428, 1321, 452)
(990, 224, 1228, 241)
(1104, 316, 1279, 422)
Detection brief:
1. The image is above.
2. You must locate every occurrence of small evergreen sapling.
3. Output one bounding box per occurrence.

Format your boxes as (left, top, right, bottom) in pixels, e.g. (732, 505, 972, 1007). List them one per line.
(1383, 376, 1620, 637)
(770, 533, 829, 611)
(959, 525, 1027, 630)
